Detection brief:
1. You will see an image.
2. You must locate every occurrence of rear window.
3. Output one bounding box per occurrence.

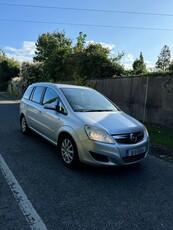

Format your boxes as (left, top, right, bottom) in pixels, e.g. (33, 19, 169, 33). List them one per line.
(31, 86, 45, 104)
(23, 86, 33, 100)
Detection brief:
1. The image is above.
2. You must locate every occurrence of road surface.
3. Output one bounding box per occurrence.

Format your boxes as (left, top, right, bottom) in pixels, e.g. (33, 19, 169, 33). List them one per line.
(0, 98, 173, 230)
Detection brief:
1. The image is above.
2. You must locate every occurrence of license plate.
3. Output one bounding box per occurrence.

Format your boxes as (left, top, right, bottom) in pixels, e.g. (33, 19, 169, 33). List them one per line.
(127, 146, 146, 157)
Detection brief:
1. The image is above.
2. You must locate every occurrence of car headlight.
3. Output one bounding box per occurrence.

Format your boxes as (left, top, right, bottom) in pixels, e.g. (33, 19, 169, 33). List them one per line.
(142, 125, 148, 136)
(85, 126, 115, 144)
(144, 126, 149, 137)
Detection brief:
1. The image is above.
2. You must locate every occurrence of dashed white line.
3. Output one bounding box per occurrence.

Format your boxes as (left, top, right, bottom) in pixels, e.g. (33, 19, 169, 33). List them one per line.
(0, 154, 48, 230)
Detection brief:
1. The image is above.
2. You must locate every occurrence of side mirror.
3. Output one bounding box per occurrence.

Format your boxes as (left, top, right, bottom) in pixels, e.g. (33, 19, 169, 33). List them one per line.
(56, 104, 67, 115)
(56, 101, 67, 115)
(44, 100, 67, 115)
(44, 103, 56, 110)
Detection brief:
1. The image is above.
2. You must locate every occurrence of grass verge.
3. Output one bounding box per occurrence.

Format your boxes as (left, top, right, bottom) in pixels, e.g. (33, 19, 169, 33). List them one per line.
(146, 125, 173, 149)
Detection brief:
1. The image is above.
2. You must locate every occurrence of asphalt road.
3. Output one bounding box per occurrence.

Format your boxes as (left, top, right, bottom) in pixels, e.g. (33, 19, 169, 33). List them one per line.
(0, 99, 173, 230)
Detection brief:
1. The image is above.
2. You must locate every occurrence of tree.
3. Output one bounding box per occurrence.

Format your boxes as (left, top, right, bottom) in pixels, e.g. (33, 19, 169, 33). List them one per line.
(73, 31, 87, 53)
(169, 61, 173, 71)
(20, 62, 44, 90)
(34, 30, 124, 83)
(155, 45, 171, 71)
(0, 52, 20, 90)
(34, 31, 73, 82)
(71, 32, 87, 84)
(78, 43, 110, 79)
(0, 49, 6, 61)
(74, 42, 124, 80)
(133, 52, 146, 75)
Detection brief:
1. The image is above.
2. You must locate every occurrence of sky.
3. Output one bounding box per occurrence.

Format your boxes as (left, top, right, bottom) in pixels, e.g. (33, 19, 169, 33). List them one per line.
(1, 0, 173, 69)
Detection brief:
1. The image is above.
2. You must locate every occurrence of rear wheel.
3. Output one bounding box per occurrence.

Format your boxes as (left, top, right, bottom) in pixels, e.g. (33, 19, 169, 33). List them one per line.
(58, 135, 79, 168)
(20, 116, 29, 134)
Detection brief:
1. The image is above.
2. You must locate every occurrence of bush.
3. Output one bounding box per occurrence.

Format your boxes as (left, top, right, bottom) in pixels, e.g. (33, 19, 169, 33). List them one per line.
(0, 82, 8, 91)
(20, 62, 45, 91)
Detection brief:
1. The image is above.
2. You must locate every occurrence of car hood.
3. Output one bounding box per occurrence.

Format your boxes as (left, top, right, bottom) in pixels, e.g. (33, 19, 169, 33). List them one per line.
(77, 111, 144, 134)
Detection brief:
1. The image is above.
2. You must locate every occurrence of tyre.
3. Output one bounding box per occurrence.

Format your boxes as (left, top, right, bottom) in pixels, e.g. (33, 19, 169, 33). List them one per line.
(20, 115, 29, 134)
(59, 135, 79, 168)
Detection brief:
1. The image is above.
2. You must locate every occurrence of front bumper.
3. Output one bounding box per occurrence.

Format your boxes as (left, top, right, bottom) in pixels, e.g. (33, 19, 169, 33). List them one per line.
(77, 136, 150, 166)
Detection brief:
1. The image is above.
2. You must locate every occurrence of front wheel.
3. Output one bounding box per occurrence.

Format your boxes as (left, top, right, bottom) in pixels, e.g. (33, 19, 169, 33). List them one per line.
(20, 116, 29, 134)
(58, 135, 79, 168)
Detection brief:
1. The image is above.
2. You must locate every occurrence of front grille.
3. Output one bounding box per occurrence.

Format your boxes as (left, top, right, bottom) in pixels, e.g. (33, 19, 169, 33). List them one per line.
(113, 131, 144, 144)
(123, 152, 146, 163)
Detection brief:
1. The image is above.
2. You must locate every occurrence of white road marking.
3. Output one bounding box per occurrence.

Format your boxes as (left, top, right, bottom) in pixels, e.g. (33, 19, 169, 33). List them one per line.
(0, 154, 48, 230)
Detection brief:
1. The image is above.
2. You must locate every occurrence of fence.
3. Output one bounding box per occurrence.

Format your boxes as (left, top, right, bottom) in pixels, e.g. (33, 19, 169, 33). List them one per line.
(7, 75, 173, 128)
(91, 76, 173, 128)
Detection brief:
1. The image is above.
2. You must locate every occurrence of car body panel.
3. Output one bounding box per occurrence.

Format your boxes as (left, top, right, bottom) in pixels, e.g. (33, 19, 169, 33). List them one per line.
(76, 111, 144, 134)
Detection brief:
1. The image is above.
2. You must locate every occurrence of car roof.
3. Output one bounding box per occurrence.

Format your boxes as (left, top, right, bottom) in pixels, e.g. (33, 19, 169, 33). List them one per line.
(29, 82, 91, 90)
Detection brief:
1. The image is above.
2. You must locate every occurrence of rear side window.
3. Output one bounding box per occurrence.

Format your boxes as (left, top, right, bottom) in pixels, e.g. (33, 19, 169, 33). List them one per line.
(23, 87, 33, 100)
(31, 86, 45, 104)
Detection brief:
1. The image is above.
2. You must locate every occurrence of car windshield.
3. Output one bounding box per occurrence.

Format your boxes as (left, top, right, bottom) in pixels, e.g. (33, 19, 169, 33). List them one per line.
(61, 88, 119, 112)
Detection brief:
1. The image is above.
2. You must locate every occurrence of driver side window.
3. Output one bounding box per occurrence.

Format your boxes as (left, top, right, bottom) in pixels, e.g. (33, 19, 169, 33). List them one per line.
(43, 88, 59, 105)
(43, 87, 67, 114)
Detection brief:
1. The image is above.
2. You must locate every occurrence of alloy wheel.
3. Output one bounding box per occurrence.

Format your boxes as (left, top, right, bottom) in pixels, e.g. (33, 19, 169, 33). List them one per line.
(61, 139, 74, 164)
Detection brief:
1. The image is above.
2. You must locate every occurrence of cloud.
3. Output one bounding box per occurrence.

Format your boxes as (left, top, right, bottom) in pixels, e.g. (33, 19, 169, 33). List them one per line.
(5, 41, 36, 62)
(122, 53, 135, 69)
(145, 60, 155, 69)
(5, 53, 34, 62)
(86, 40, 116, 51)
(126, 54, 135, 62)
(122, 54, 155, 70)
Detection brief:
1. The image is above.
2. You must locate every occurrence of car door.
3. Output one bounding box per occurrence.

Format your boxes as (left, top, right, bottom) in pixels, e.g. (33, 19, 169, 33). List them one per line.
(39, 87, 66, 143)
(26, 86, 45, 133)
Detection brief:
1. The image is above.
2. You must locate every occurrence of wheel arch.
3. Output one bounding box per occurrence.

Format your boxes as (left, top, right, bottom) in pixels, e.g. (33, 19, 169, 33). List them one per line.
(20, 113, 25, 123)
(57, 126, 80, 146)
(56, 126, 84, 161)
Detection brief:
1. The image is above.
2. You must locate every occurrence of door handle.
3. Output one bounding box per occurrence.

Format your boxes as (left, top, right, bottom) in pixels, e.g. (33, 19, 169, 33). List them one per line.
(39, 110, 46, 115)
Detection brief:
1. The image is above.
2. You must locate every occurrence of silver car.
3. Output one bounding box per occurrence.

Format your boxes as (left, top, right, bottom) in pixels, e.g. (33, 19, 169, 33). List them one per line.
(20, 82, 149, 168)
